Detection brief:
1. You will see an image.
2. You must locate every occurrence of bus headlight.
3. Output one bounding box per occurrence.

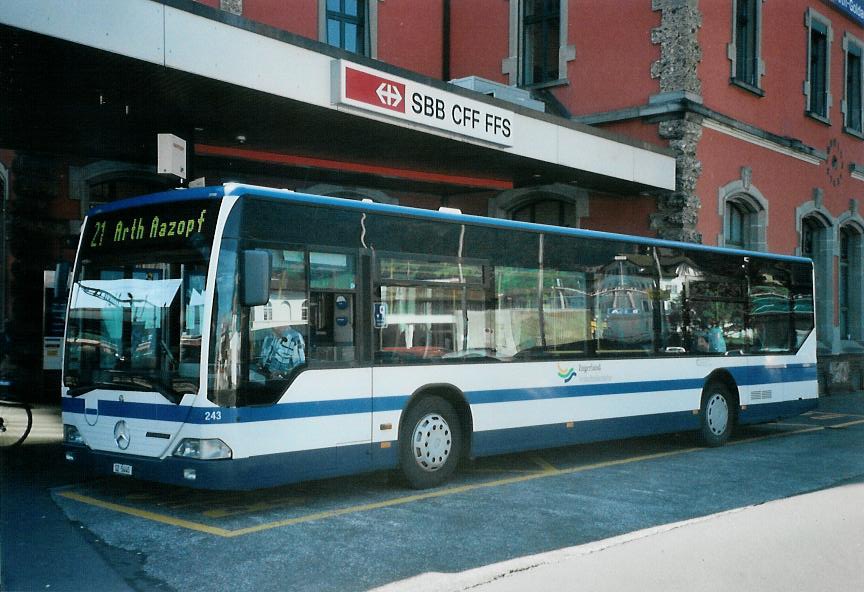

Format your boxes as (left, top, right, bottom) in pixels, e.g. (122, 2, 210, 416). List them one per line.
(64, 424, 86, 446)
(172, 438, 233, 460)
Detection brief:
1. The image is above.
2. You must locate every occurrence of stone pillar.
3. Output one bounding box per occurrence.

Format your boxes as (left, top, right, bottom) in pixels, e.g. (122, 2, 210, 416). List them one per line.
(650, 0, 704, 244)
(220, 0, 242, 16)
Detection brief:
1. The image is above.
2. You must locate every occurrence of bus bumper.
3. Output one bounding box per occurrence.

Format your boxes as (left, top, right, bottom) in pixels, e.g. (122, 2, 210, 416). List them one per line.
(64, 446, 281, 490)
(63, 441, 390, 490)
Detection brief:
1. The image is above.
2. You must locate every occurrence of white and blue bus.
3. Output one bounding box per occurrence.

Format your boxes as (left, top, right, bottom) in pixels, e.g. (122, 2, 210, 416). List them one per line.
(62, 183, 818, 490)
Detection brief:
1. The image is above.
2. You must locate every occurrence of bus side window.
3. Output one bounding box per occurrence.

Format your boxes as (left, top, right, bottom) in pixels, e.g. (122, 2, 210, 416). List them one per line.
(748, 262, 793, 353)
(309, 252, 357, 364)
(248, 249, 308, 382)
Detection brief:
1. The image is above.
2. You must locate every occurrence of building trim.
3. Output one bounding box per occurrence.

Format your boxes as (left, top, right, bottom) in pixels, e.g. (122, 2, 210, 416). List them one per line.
(574, 94, 825, 165)
(701, 119, 822, 165)
(195, 144, 514, 190)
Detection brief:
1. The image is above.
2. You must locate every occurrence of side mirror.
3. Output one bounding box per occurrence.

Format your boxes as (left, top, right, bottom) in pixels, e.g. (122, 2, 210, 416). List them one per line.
(240, 249, 271, 307)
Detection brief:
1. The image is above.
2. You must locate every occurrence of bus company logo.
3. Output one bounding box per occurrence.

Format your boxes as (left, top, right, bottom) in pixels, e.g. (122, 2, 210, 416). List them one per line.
(345, 67, 406, 113)
(557, 364, 577, 384)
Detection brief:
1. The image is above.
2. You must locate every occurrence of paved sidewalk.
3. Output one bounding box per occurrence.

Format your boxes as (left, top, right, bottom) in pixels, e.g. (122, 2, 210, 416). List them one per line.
(374, 481, 864, 592)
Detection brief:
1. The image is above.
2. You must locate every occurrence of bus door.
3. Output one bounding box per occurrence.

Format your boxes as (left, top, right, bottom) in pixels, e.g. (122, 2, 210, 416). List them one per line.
(241, 248, 372, 466)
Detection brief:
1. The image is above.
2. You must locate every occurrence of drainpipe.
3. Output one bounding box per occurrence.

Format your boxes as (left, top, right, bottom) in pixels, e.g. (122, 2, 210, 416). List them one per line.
(442, 0, 451, 81)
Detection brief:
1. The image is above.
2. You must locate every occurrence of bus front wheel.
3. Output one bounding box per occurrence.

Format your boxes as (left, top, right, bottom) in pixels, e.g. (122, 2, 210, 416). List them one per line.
(399, 396, 462, 489)
(697, 383, 734, 447)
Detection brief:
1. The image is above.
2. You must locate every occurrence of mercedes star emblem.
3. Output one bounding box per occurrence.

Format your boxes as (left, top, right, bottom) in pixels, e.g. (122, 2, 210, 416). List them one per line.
(114, 420, 131, 450)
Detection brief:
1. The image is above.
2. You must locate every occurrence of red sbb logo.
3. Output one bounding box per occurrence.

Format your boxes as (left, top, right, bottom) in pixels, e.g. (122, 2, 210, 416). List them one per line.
(345, 67, 406, 113)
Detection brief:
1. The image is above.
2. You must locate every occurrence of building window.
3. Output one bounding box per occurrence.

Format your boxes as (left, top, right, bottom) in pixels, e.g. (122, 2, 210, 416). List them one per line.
(512, 198, 575, 227)
(801, 216, 819, 258)
(844, 35, 863, 136)
(805, 10, 832, 121)
(725, 201, 748, 248)
(490, 184, 588, 228)
(69, 161, 170, 218)
(718, 176, 768, 252)
(325, 0, 368, 55)
(87, 178, 167, 207)
(800, 213, 833, 349)
(504, 1, 574, 88)
(522, 0, 560, 86)
(838, 225, 863, 341)
(730, 0, 763, 91)
(300, 184, 397, 205)
(839, 227, 850, 338)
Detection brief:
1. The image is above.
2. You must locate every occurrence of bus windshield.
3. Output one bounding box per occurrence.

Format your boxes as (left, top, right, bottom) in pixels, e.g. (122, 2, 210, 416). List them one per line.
(63, 198, 219, 402)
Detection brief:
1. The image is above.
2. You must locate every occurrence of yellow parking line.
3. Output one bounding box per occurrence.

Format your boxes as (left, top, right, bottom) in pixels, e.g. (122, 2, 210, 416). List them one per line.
(56, 425, 828, 538)
(826, 418, 864, 429)
(729, 426, 824, 446)
(226, 448, 702, 538)
(56, 491, 234, 537)
(807, 413, 847, 420)
(530, 455, 560, 473)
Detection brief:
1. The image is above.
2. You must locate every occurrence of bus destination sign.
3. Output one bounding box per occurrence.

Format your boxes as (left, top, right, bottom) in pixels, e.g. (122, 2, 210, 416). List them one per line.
(84, 200, 219, 253)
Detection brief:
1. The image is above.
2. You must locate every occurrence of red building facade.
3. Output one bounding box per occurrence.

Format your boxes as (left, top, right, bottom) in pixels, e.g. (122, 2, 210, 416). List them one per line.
(194, 0, 863, 390)
(1, 0, 861, 393)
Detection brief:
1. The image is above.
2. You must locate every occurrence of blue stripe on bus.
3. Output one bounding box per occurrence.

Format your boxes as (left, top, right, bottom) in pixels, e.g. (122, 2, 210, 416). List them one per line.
(62, 363, 817, 425)
(466, 377, 707, 405)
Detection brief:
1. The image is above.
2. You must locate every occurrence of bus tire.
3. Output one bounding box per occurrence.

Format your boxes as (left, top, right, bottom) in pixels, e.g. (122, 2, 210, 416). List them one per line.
(399, 396, 462, 489)
(697, 382, 734, 447)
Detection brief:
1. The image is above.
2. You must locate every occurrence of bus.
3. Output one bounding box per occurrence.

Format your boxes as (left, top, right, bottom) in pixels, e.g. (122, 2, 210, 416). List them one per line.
(61, 183, 818, 490)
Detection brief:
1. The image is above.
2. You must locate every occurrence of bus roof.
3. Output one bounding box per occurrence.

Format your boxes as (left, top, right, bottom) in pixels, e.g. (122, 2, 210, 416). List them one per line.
(89, 183, 812, 265)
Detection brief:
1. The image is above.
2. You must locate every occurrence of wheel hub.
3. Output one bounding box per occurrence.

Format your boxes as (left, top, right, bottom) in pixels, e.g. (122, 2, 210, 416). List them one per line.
(706, 393, 729, 436)
(412, 413, 452, 472)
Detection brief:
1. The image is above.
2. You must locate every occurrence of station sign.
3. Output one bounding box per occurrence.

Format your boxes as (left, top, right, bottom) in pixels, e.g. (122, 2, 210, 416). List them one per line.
(332, 60, 515, 147)
(825, 0, 864, 25)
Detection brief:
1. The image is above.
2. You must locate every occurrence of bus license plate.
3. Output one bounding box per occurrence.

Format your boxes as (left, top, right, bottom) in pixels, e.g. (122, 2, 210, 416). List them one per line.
(113, 463, 133, 476)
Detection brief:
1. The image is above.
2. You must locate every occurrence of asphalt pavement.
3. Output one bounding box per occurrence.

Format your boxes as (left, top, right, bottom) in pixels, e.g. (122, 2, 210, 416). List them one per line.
(0, 406, 135, 592)
(2, 391, 863, 591)
(373, 479, 864, 592)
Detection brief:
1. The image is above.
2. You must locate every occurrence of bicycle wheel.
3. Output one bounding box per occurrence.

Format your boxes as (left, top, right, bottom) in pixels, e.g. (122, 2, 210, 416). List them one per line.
(0, 402, 32, 447)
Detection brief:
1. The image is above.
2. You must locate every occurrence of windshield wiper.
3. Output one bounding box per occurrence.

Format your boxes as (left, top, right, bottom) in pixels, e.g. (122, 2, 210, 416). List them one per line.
(78, 284, 132, 307)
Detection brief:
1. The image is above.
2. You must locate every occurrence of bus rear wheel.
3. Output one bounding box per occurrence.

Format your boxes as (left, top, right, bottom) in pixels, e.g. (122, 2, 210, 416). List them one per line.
(399, 396, 462, 489)
(697, 383, 734, 447)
